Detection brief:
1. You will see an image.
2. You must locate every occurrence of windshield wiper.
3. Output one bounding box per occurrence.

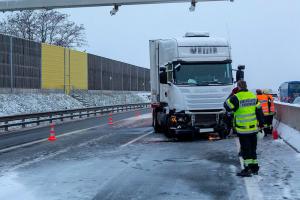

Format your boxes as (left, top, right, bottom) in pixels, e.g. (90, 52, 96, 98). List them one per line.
(200, 81, 225, 85)
(176, 82, 207, 86)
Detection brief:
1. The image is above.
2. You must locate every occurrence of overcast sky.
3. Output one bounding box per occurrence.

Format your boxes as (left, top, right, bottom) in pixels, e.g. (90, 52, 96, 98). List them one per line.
(36, 1, 300, 90)
(63, 0, 300, 89)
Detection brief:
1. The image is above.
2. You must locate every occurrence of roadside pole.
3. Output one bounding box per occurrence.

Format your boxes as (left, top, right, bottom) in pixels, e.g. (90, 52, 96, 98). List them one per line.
(10, 36, 13, 93)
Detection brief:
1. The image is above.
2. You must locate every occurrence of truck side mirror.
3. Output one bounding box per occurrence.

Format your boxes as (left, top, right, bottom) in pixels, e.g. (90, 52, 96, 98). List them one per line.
(160, 71, 167, 84)
(236, 65, 245, 81)
(238, 65, 245, 70)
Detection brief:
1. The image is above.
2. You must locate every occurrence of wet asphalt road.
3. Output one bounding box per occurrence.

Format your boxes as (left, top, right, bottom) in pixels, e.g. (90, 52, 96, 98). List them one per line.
(0, 110, 299, 200)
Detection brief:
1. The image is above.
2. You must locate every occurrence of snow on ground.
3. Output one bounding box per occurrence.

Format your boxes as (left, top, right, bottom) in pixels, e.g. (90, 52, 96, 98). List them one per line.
(257, 136, 300, 199)
(0, 172, 38, 200)
(73, 91, 150, 107)
(0, 91, 150, 117)
(136, 92, 151, 103)
(274, 119, 300, 152)
(0, 93, 83, 116)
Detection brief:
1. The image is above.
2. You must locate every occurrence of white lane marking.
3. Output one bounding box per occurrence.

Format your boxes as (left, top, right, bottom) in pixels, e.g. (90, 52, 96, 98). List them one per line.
(0, 112, 152, 172)
(0, 112, 151, 154)
(106, 113, 151, 129)
(120, 131, 153, 148)
(6, 133, 115, 172)
(0, 138, 48, 154)
(0, 125, 102, 154)
(235, 138, 264, 200)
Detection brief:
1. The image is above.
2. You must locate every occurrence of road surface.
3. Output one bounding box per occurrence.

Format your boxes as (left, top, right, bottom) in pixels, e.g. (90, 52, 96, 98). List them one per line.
(0, 109, 299, 200)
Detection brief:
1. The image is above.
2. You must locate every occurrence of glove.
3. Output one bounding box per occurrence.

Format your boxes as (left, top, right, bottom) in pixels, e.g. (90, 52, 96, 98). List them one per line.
(259, 123, 264, 129)
(257, 129, 265, 140)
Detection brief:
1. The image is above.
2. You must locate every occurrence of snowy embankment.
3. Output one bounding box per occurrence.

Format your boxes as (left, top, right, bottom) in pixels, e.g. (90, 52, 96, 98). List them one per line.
(0, 93, 83, 117)
(0, 91, 150, 117)
(274, 101, 300, 152)
(75, 91, 150, 107)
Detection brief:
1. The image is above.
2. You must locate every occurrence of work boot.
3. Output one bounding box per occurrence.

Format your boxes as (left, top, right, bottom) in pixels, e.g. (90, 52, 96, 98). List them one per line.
(236, 167, 252, 177)
(249, 164, 260, 175)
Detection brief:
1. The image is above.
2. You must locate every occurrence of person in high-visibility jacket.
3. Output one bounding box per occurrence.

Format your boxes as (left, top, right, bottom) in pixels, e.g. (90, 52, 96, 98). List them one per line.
(256, 89, 275, 135)
(223, 87, 240, 136)
(265, 91, 275, 134)
(225, 81, 264, 177)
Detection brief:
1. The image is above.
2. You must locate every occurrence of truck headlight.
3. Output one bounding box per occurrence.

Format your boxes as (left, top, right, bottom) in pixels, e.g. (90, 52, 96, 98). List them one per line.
(177, 117, 185, 122)
(170, 116, 177, 124)
(177, 115, 190, 123)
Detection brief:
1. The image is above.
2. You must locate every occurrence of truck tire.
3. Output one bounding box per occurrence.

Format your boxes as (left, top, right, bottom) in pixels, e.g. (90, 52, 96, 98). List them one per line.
(153, 111, 162, 133)
(164, 116, 174, 138)
(218, 129, 230, 139)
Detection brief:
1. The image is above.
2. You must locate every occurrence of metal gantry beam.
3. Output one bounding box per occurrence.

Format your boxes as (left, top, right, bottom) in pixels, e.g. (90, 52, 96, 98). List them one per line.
(0, 0, 231, 12)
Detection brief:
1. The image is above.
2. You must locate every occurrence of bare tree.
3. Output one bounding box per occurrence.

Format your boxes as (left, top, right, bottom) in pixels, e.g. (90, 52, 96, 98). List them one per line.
(0, 10, 87, 48)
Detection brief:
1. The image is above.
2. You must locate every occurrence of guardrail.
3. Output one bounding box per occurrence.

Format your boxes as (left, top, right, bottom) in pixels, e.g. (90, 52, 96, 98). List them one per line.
(274, 102, 300, 131)
(0, 103, 150, 131)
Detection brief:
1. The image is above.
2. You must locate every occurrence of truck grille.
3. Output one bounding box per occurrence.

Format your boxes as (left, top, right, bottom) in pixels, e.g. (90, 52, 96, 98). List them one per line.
(194, 114, 217, 127)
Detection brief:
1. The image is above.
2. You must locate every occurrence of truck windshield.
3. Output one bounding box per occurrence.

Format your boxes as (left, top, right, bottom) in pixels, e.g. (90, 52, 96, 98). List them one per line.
(174, 63, 233, 86)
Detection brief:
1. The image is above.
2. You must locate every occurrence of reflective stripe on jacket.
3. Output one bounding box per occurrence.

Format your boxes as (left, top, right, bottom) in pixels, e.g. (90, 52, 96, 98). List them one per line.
(226, 91, 260, 134)
(267, 95, 275, 114)
(257, 94, 269, 115)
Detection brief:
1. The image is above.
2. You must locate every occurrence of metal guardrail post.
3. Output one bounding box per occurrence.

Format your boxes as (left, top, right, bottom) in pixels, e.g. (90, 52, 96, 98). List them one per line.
(5, 121, 8, 131)
(10, 36, 13, 93)
(22, 119, 25, 128)
(37, 117, 40, 126)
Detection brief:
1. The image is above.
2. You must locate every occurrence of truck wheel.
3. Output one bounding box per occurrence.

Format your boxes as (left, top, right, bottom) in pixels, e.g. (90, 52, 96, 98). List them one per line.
(218, 129, 229, 139)
(164, 117, 174, 138)
(153, 111, 161, 133)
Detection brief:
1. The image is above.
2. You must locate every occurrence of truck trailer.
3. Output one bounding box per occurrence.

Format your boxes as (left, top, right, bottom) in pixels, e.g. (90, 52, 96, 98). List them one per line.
(149, 32, 244, 139)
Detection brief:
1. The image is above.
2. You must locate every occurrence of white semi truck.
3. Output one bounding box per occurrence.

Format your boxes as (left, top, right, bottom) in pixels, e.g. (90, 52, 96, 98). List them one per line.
(149, 32, 244, 138)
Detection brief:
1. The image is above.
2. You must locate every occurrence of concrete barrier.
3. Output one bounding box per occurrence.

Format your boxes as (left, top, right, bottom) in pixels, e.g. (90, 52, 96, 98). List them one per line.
(274, 101, 300, 152)
(275, 102, 300, 131)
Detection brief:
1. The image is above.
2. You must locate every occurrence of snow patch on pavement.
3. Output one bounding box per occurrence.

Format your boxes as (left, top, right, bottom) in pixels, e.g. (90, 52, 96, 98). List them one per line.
(0, 172, 37, 200)
(273, 138, 285, 144)
(275, 119, 300, 152)
(257, 136, 300, 199)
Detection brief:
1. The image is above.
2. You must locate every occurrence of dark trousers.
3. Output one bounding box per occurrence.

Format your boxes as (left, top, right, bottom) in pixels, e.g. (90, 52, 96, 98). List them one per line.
(239, 133, 258, 167)
(264, 115, 274, 135)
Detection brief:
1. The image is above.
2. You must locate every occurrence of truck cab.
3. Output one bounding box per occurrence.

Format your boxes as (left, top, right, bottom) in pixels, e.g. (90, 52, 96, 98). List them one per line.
(150, 32, 243, 139)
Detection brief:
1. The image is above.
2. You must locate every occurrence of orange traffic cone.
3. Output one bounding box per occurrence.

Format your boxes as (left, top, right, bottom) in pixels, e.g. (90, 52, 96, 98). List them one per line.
(108, 113, 113, 125)
(48, 123, 57, 141)
(272, 129, 279, 140)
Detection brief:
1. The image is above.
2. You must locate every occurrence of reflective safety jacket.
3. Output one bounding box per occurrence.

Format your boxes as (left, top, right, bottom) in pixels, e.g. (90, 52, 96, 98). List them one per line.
(225, 90, 264, 135)
(257, 94, 275, 116)
(267, 95, 275, 114)
(257, 94, 269, 116)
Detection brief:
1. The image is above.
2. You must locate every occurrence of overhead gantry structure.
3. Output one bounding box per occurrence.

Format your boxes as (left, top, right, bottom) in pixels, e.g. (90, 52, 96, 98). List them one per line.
(0, 0, 233, 15)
